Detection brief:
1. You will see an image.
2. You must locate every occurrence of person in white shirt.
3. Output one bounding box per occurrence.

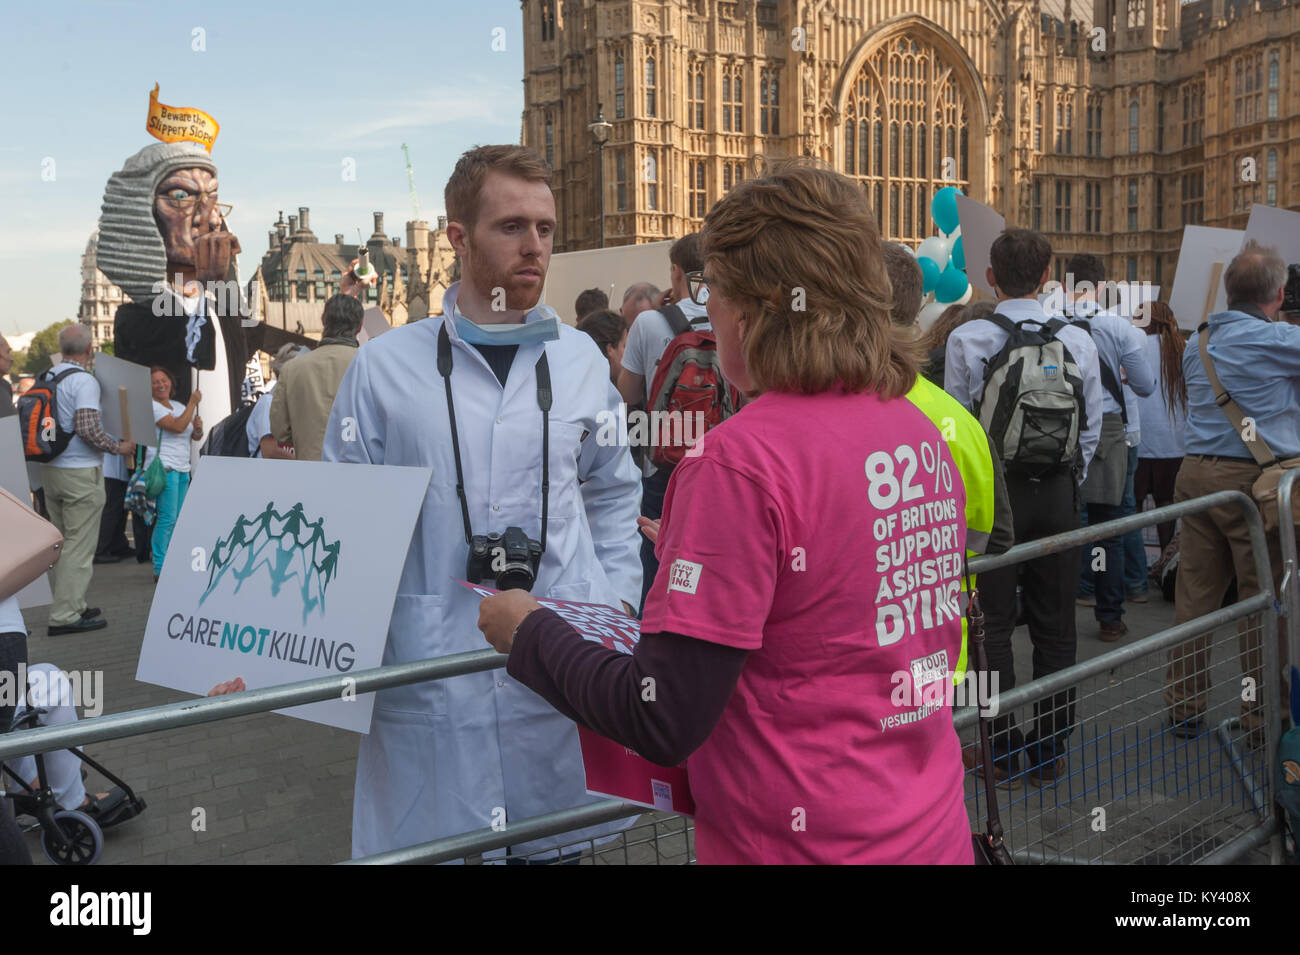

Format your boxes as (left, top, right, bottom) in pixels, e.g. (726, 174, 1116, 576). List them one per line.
(1059, 253, 1156, 640)
(943, 227, 1103, 787)
(322, 144, 642, 859)
(616, 233, 708, 614)
(40, 325, 135, 635)
(148, 366, 203, 580)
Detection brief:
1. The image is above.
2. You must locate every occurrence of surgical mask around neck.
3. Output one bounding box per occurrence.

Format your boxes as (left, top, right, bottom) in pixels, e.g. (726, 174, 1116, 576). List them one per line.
(452, 306, 560, 347)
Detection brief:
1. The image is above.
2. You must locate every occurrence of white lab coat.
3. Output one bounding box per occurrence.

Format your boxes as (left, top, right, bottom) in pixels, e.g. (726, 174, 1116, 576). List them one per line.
(324, 283, 643, 859)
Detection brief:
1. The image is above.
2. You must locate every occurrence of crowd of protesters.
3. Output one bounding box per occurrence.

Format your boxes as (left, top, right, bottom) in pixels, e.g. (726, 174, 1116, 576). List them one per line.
(4, 143, 1298, 866)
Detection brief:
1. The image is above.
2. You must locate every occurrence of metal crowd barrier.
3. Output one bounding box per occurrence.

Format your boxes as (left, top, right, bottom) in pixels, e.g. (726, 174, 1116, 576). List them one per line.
(0, 493, 1284, 865)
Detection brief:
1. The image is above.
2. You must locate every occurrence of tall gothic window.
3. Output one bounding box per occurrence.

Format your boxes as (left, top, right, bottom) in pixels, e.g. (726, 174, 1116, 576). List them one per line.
(544, 113, 554, 167)
(722, 64, 743, 132)
(1054, 181, 1072, 232)
(614, 52, 626, 119)
(540, 0, 555, 41)
(1032, 179, 1042, 231)
(615, 151, 628, 211)
(690, 160, 707, 217)
(842, 36, 972, 242)
(645, 56, 657, 117)
(1086, 96, 1103, 156)
(645, 152, 658, 210)
(1129, 98, 1140, 153)
(1268, 50, 1280, 120)
(1127, 178, 1139, 229)
(1267, 148, 1278, 206)
(1034, 98, 1043, 151)
(760, 68, 780, 135)
(689, 61, 705, 129)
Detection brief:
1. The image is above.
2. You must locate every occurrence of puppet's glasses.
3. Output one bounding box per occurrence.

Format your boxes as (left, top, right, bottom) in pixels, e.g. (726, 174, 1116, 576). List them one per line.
(157, 193, 233, 219)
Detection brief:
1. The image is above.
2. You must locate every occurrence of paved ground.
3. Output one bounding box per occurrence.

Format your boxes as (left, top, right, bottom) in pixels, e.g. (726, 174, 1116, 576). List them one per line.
(4, 543, 1273, 865)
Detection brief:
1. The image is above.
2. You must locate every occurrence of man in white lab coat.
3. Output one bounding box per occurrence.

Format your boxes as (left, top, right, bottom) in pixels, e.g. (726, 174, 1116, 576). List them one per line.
(324, 145, 643, 859)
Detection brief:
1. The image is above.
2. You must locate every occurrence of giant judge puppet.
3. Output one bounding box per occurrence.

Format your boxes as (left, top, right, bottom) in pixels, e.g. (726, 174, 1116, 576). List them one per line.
(97, 87, 251, 424)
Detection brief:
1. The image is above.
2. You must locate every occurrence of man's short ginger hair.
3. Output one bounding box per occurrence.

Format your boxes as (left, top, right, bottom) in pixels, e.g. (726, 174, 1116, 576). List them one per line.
(444, 145, 553, 233)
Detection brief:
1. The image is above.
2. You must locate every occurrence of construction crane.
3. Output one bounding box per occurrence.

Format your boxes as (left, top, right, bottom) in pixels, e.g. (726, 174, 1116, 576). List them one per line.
(402, 143, 422, 223)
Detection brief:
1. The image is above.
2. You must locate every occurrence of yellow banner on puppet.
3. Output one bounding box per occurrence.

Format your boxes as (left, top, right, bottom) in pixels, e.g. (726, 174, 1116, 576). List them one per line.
(145, 84, 219, 152)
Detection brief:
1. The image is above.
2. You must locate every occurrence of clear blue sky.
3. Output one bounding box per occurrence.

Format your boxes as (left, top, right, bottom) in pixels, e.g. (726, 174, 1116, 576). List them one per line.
(0, 0, 526, 338)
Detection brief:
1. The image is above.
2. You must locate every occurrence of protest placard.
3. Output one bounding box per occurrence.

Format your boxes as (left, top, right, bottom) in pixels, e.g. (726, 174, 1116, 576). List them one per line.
(1168, 225, 1245, 329)
(542, 241, 673, 324)
(356, 307, 392, 345)
(460, 580, 696, 815)
(954, 194, 1006, 298)
(136, 458, 432, 732)
(92, 352, 154, 445)
(0, 417, 53, 609)
(1243, 204, 1300, 269)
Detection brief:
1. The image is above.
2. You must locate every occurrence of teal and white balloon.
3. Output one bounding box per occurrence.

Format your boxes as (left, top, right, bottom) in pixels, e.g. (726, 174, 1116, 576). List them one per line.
(931, 186, 963, 235)
(916, 235, 952, 266)
(918, 256, 942, 294)
(935, 262, 970, 304)
(951, 235, 966, 271)
(917, 300, 949, 330)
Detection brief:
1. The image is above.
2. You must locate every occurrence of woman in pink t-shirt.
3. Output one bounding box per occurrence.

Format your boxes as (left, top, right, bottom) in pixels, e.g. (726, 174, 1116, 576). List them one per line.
(478, 161, 973, 865)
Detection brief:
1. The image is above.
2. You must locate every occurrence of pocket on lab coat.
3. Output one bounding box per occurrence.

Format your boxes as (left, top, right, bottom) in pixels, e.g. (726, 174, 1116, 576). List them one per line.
(376, 593, 449, 720)
(547, 580, 593, 604)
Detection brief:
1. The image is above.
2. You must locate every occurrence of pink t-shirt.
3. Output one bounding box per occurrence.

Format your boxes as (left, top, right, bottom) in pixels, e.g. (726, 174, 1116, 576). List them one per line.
(641, 388, 973, 865)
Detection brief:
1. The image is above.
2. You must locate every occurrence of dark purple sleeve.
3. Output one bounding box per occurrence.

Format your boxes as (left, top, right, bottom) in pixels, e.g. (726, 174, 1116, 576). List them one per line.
(506, 607, 748, 766)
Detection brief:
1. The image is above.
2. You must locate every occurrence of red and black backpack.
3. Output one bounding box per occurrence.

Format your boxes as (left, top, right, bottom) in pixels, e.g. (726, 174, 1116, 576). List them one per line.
(645, 303, 743, 469)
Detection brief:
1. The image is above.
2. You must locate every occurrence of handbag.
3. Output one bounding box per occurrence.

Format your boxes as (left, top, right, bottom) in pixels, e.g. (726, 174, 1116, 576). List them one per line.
(1197, 323, 1300, 533)
(964, 558, 1015, 865)
(143, 431, 166, 500)
(0, 485, 63, 601)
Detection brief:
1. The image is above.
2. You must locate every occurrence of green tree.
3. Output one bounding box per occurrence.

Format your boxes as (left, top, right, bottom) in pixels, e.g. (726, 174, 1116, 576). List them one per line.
(22, 319, 74, 376)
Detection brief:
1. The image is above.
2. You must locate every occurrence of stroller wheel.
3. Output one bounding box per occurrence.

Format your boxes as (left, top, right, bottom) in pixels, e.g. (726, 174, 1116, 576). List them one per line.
(41, 810, 103, 866)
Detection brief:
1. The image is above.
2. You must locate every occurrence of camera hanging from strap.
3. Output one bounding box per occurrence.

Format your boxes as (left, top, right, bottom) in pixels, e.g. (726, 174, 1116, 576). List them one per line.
(437, 324, 551, 554)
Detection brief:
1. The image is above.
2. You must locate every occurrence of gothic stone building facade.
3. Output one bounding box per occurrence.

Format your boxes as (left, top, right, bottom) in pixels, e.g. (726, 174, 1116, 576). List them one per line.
(522, 0, 1298, 290)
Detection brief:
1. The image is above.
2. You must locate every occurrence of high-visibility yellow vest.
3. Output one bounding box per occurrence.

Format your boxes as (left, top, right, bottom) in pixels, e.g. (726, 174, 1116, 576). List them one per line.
(905, 375, 997, 683)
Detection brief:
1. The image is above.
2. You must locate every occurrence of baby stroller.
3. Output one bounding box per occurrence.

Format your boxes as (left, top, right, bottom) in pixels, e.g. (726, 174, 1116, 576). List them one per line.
(2, 706, 147, 865)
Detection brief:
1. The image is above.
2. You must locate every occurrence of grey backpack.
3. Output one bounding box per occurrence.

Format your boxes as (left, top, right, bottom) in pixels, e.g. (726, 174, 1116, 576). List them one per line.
(975, 314, 1087, 475)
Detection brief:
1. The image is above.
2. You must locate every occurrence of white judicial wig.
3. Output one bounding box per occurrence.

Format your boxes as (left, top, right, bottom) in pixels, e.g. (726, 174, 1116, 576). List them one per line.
(0, 416, 53, 609)
(92, 352, 154, 445)
(135, 457, 432, 733)
(1242, 204, 1300, 271)
(542, 240, 673, 324)
(954, 194, 1006, 298)
(1168, 225, 1246, 330)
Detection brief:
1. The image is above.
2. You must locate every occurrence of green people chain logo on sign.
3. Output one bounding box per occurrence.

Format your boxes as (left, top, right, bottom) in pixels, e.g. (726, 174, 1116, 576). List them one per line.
(199, 502, 341, 625)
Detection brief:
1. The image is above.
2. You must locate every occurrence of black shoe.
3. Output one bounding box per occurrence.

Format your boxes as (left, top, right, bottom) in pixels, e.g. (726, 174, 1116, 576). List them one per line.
(93, 554, 121, 564)
(49, 617, 108, 636)
(80, 607, 101, 620)
(1168, 715, 1205, 739)
(1028, 756, 1068, 788)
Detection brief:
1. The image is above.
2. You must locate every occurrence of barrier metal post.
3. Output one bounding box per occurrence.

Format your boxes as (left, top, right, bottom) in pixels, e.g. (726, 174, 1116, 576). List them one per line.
(1274, 467, 1300, 725)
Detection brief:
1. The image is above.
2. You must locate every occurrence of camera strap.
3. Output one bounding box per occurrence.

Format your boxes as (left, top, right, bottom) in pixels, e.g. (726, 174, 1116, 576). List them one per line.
(437, 324, 550, 553)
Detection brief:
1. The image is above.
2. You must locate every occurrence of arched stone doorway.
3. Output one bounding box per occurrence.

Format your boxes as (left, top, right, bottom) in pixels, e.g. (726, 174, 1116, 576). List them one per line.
(833, 18, 990, 244)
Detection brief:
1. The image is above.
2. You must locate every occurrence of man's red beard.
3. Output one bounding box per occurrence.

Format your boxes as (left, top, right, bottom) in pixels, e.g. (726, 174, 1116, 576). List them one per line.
(466, 241, 545, 313)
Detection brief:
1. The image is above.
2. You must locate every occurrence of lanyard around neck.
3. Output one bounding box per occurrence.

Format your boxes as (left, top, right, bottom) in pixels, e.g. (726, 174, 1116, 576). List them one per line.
(436, 324, 551, 552)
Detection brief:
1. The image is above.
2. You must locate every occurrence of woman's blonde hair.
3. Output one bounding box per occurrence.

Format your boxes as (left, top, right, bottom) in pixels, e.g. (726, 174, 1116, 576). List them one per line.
(700, 158, 919, 397)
